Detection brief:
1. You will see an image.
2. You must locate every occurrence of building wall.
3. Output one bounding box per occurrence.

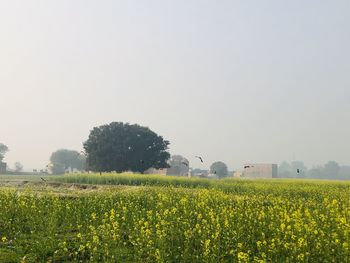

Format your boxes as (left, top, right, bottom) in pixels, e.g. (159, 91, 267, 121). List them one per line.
(243, 164, 278, 178)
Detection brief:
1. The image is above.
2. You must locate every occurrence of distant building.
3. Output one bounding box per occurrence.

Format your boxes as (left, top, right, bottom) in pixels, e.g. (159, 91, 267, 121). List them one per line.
(243, 164, 278, 178)
(0, 162, 7, 174)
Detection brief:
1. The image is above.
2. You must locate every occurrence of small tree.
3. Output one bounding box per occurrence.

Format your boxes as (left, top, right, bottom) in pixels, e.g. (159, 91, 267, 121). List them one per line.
(167, 155, 189, 176)
(210, 161, 228, 178)
(0, 143, 9, 162)
(14, 162, 23, 173)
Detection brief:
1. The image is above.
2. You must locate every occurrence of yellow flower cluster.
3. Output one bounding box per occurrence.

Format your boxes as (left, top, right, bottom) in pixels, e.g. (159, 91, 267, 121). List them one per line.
(0, 177, 349, 262)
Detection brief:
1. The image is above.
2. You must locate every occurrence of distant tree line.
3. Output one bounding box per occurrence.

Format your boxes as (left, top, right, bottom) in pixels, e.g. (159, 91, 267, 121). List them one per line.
(7, 122, 350, 181)
(279, 161, 350, 180)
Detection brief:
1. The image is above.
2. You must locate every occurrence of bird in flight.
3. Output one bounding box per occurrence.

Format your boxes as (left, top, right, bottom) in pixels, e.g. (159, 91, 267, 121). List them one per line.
(297, 169, 300, 174)
(40, 177, 47, 182)
(195, 156, 204, 163)
(181, 161, 189, 167)
(244, 165, 253, 169)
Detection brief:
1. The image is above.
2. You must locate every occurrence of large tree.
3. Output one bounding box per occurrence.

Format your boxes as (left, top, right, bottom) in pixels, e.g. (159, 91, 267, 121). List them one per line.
(83, 122, 170, 173)
(50, 149, 86, 174)
(0, 143, 9, 162)
(210, 161, 228, 178)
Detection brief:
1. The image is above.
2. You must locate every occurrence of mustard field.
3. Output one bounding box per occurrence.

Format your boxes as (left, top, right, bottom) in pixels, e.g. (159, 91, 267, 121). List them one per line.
(0, 174, 349, 262)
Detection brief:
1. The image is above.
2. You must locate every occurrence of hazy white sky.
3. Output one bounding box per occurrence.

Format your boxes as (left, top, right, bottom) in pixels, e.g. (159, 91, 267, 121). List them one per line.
(1, 0, 349, 171)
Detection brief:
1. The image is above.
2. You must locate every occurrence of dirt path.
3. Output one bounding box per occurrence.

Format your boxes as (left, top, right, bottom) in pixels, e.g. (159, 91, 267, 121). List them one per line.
(0, 179, 144, 196)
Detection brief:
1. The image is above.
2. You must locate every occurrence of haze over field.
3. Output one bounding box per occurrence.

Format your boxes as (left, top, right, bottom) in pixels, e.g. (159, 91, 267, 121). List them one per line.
(1, 1, 349, 171)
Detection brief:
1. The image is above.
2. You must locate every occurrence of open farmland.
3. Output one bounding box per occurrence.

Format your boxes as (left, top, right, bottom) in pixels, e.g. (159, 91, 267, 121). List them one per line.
(0, 174, 349, 262)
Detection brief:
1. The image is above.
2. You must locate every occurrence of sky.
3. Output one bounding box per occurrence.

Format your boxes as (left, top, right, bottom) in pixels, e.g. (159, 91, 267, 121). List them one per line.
(0, 0, 349, 171)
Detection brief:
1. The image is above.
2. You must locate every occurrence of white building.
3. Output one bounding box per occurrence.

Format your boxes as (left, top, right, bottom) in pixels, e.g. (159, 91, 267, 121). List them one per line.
(243, 164, 278, 178)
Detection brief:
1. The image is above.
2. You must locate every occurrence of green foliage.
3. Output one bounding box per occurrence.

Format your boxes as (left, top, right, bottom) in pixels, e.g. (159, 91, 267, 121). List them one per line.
(0, 177, 349, 262)
(210, 161, 228, 178)
(83, 122, 170, 173)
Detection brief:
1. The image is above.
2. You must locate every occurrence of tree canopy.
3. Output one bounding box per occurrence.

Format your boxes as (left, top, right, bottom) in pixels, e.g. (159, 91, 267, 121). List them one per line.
(210, 161, 228, 178)
(83, 122, 170, 173)
(50, 149, 86, 174)
(0, 143, 9, 162)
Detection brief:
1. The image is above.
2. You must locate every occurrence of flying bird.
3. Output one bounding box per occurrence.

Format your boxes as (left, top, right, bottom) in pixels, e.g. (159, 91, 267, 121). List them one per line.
(297, 169, 300, 174)
(40, 177, 47, 182)
(181, 161, 189, 167)
(195, 156, 204, 163)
